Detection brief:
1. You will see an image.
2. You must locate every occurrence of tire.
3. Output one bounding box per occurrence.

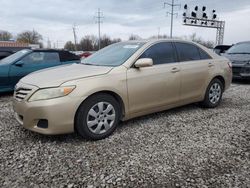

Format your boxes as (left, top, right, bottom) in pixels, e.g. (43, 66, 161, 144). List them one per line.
(75, 93, 120, 140)
(200, 78, 224, 108)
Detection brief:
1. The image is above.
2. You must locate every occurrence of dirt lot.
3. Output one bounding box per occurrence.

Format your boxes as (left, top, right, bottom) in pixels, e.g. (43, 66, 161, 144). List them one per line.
(0, 82, 249, 188)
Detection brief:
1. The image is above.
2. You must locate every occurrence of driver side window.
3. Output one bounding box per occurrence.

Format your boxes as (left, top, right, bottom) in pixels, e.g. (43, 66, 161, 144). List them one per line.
(139, 42, 177, 65)
(21, 52, 59, 65)
(22, 52, 44, 64)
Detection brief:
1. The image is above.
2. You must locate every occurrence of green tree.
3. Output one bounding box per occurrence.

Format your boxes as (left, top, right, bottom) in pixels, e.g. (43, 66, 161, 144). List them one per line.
(0, 31, 13, 41)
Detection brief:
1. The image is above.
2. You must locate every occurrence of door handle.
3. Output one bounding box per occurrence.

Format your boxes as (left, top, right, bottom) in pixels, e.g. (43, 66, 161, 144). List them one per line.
(208, 62, 214, 67)
(171, 67, 180, 73)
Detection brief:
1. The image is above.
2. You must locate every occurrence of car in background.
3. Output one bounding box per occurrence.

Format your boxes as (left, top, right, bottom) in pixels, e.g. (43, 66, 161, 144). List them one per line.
(0, 49, 80, 92)
(13, 39, 232, 140)
(214, 45, 232, 55)
(224, 41, 250, 80)
(79, 51, 93, 59)
(0, 51, 14, 60)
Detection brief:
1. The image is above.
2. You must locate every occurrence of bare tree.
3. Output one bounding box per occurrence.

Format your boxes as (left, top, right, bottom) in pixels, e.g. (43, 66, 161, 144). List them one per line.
(187, 33, 215, 48)
(78, 35, 97, 51)
(0, 31, 12, 41)
(64, 41, 75, 51)
(128, 34, 141, 41)
(149, 35, 169, 39)
(17, 30, 43, 44)
(76, 35, 121, 51)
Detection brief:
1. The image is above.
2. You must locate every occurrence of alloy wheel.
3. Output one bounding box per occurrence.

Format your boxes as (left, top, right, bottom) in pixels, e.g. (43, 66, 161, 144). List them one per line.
(209, 83, 222, 104)
(87, 102, 116, 134)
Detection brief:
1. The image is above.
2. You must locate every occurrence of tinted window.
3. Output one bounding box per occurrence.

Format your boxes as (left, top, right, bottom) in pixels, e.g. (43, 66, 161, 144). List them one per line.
(175, 42, 201, 62)
(0, 49, 31, 65)
(140, 42, 177, 65)
(199, 48, 212, 60)
(22, 52, 60, 64)
(59, 51, 80, 62)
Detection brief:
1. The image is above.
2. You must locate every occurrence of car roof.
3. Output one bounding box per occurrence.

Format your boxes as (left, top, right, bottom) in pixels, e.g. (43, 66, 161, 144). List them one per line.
(235, 41, 250, 45)
(32, 49, 70, 53)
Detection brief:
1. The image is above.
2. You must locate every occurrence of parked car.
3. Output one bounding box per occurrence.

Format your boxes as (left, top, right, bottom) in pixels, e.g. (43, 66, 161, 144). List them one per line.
(79, 51, 93, 59)
(13, 39, 232, 140)
(0, 51, 14, 60)
(214, 45, 232, 55)
(0, 44, 32, 60)
(0, 49, 80, 92)
(224, 41, 250, 80)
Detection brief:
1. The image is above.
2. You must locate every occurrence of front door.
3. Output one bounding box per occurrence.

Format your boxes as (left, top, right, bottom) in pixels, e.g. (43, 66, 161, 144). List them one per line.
(127, 42, 181, 115)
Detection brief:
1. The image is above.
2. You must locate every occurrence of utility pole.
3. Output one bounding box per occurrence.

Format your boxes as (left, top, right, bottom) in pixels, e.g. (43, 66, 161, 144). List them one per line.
(72, 24, 77, 51)
(95, 8, 104, 50)
(47, 38, 51, 49)
(164, 0, 180, 38)
(158, 27, 161, 39)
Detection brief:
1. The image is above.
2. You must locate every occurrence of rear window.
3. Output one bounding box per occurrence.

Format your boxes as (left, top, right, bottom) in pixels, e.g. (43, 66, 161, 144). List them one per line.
(59, 51, 80, 62)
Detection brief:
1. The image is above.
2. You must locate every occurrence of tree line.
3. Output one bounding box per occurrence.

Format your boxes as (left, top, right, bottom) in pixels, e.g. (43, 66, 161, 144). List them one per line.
(0, 30, 43, 47)
(1, 30, 215, 51)
(64, 35, 121, 51)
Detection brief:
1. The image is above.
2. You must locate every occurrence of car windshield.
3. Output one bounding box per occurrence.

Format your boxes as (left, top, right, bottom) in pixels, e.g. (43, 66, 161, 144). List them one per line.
(0, 49, 31, 65)
(81, 42, 145, 67)
(227, 43, 250, 54)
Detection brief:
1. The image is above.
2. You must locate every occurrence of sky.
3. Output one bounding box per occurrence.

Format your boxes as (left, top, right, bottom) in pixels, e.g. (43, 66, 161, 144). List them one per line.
(0, 0, 250, 48)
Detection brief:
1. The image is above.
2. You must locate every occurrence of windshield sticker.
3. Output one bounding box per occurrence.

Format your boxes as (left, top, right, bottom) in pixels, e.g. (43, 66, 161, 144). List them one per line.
(123, 45, 139, 49)
(21, 50, 29, 53)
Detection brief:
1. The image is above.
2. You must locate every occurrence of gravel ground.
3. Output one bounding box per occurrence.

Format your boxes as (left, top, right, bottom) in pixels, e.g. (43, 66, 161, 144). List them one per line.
(0, 82, 249, 188)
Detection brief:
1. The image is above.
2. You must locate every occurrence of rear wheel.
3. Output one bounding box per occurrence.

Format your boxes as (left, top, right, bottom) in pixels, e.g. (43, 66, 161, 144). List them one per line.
(200, 78, 223, 108)
(75, 93, 120, 140)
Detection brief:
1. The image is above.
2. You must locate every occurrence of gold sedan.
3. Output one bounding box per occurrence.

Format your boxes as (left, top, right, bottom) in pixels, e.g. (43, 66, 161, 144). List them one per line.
(13, 39, 232, 140)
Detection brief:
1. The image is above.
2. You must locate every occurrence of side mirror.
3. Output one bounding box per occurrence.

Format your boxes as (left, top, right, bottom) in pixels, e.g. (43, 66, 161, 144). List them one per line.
(15, 61, 24, 67)
(134, 58, 153, 68)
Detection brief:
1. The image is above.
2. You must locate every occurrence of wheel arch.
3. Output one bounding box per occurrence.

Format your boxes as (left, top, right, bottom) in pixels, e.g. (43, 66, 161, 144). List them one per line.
(74, 90, 126, 130)
(212, 75, 225, 91)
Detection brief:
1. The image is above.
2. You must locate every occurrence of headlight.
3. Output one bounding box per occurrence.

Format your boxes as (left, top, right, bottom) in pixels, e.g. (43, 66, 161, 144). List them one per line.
(29, 86, 75, 102)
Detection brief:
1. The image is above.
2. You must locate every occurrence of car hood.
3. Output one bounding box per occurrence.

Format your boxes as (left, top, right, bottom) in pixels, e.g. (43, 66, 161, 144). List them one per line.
(20, 63, 113, 88)
(223, 53, 250, 64)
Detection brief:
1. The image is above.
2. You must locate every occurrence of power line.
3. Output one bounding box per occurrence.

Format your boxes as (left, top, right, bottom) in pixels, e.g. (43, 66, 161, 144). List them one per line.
(164, 0, 180, 38)
(95, 8, 104, 50)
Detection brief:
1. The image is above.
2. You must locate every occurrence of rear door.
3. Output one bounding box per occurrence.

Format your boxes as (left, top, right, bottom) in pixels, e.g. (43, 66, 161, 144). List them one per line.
(174, 42, 213, 102)
(9, 52, 61, 86)
(127, 42, 181, 114)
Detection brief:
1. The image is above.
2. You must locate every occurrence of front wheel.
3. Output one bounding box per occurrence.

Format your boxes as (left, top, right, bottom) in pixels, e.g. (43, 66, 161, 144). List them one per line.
(200, 78, 223, 108)
(75, 93, 120, 140)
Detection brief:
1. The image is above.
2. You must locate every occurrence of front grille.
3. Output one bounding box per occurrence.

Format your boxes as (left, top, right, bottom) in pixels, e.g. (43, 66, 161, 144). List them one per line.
(14, 87, 32, 102)
(243, 67, 250, 73)
(232, 67, 242, 76)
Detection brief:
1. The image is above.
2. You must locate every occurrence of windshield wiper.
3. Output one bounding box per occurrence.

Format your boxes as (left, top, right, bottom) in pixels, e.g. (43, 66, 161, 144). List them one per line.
(81, 63, 94, 65)
(81, 63, 108, 67)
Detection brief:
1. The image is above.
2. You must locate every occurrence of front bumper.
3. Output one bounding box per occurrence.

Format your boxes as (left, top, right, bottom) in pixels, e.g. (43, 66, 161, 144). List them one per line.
(13, 95, 84, 135)
(232, 65, 250, 79)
